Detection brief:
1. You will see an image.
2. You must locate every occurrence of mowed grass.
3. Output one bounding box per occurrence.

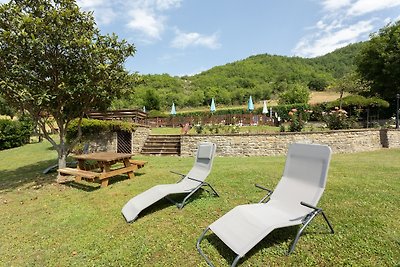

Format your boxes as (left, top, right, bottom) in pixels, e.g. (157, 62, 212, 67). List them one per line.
(0, 141, 399, 266)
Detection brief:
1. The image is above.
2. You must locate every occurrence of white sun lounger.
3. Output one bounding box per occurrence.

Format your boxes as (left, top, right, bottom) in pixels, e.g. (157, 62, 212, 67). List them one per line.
(197, 143, 334, 267)
(122, 142, 218, 223)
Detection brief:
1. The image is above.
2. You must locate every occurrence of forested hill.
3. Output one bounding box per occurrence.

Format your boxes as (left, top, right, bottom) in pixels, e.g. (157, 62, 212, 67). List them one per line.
(115, 42, 365, 110)
(189, 42, 364, 89)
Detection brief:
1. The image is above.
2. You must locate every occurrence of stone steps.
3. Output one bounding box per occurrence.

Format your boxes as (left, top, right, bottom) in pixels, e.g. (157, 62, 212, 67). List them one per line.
(140, 135, 181, 156)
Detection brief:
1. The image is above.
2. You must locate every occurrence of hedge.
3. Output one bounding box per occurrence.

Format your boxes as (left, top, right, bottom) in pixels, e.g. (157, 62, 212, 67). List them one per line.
(66, 118, 138, 141)
(0, 117, 33, 150)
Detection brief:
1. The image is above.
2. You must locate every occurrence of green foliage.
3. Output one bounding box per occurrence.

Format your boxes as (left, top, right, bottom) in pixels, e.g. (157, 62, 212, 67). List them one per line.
(323, 108, 358, 130)
(144, 89, 161, 111)
(113, 43, 363, 111)
(0, 96, 16, 118)
(147, 110, 168, 118)
(278, 84, 310, 105)
(66, 118, 137, 141)
(327, 95, 389, 109)
(0, 0, 135, 166)
(356, 21, 400, 101)
(0, 117, 33, 150)
(307, 75, 330, 91)
(286, 108, 311, 132)
(273, 103, 311, 121)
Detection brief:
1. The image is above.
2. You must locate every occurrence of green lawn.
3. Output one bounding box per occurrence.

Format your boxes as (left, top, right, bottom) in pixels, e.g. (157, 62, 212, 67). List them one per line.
(0, 141, 399, 266)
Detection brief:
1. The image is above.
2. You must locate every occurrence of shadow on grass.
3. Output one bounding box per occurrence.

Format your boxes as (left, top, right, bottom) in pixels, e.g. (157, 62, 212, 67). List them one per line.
(0, 159, 58, 192)
(202, 226, 299, 265)
(62, 172, 146, 192)
(133, 189, 214, 222)
(0, 159, 148, 192)
(202, 222, 335, 265)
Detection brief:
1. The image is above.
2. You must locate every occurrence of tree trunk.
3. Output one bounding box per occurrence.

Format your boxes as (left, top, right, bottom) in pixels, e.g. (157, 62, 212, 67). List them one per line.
(339, 90, 344, 110)
(58, 152, 67, 168)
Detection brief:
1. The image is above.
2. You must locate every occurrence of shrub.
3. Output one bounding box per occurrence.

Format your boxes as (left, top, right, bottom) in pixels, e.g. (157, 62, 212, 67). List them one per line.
(278, 84, 310, 105)
(287, 109, 306, 132)
(0, 118, 33, 150)
(323, 108, 357, 130)
(66, 118, 137, 141)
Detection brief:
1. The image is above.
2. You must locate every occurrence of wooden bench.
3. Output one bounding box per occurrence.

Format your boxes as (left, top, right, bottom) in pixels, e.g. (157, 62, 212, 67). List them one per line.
(58, 167, 100, 181)
(129, 160, 148, 169)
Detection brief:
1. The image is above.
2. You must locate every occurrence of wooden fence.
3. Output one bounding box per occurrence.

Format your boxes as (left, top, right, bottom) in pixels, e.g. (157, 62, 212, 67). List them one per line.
(86, 109, 277, 127)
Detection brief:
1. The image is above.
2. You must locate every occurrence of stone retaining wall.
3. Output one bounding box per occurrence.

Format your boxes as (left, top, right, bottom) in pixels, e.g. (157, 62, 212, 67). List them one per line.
(131, 127, 151, 153)
(386, 129, 400, 148)
(83, 132, 117, 152)
(181, 129, 400, 157)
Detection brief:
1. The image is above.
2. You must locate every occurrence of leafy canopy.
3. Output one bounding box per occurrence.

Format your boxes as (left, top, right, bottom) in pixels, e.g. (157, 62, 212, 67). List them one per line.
(0, 0, 135, 166)
(356, 21, 400, 101)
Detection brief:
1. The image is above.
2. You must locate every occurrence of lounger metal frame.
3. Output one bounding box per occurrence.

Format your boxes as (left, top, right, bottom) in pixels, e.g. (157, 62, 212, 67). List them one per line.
(166, 171, 219, 209)
(197, 184, 334, 267)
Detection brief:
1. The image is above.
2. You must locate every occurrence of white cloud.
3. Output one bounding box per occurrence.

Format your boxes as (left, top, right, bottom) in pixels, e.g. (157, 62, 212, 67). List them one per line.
(77, 0, 105, 8)
(171, 30, 221, 49)
(321, 0, 352, 11)
(127, 9, 165, 39)
(155, 0, 182, 10)
(293, 0, 400, 57)
(347, 0, 400, 16)
(294, 20, 374, 57)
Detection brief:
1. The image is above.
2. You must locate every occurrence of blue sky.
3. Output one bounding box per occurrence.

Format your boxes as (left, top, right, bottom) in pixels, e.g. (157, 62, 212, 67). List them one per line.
(3, 0, 400, 76)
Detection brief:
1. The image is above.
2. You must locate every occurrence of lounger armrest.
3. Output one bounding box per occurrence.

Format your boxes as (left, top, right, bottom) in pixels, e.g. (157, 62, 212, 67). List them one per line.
(255, 184, 273, 203)
(300, 201, 321, 211)
(187, 177, 204, 184)
(170, 170, 187, 182)
(255, 183, 273, 192)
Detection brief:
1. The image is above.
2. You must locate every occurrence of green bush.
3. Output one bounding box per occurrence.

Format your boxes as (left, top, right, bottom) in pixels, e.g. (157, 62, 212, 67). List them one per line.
(323, 108, 358, 130)
(0, 118, 33, 150)
(66, 118, 138, 141)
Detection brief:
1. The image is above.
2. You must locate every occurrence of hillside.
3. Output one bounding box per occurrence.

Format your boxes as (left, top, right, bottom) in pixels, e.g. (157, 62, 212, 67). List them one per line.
(189, 42, 364, 89)
(114, 42, 364, 110)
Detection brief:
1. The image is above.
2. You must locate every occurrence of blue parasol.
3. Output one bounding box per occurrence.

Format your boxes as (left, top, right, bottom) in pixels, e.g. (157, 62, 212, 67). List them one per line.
(248, 96, 254, 111)
(170, 102, 176, 115)
(210, 98, 216, 112)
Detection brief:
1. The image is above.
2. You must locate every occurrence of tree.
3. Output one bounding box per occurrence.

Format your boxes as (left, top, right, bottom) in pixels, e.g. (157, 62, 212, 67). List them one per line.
(332, 72, 371, 109)
(0, 0, 135, 169)
(143, 89, 161, 111)
(278, 84, 310, 105)
(307, 75, 329, 91)
(356, 21, 400, 101)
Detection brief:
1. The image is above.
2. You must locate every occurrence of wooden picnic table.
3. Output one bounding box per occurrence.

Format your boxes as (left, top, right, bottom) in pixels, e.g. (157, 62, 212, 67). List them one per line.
(58, 152, 140, 187)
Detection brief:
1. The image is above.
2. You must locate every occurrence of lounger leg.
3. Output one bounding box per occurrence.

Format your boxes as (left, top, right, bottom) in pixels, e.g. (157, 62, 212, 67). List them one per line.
(288, 209, 334, 255)
(231, 255, 242, 267)
(177, 185, 202, 209)
(205, 183, 219, 197)
(196, 227, 215, 267)
(321, 211, 335, 234)
(288, 212, 318, 255)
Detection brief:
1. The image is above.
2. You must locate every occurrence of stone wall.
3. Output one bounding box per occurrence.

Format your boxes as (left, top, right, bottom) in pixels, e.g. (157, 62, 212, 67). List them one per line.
(386, 129, 400, 148)
(181, 129, 392, 157)
(82, 132, 117, 152)
(131, 127, 151, 154)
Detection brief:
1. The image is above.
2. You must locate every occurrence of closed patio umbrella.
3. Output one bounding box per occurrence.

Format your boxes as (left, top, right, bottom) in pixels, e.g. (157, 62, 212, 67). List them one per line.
(262, 100, 268, 114)
(248, 96, 254, 111)
(170, 102, 176, 115)
(210, 98, 216, 112)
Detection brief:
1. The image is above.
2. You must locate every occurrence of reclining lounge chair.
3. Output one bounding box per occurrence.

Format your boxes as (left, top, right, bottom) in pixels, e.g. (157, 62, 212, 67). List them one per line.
(122, 142, 218, 223)
(197, 143, 334, 267)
